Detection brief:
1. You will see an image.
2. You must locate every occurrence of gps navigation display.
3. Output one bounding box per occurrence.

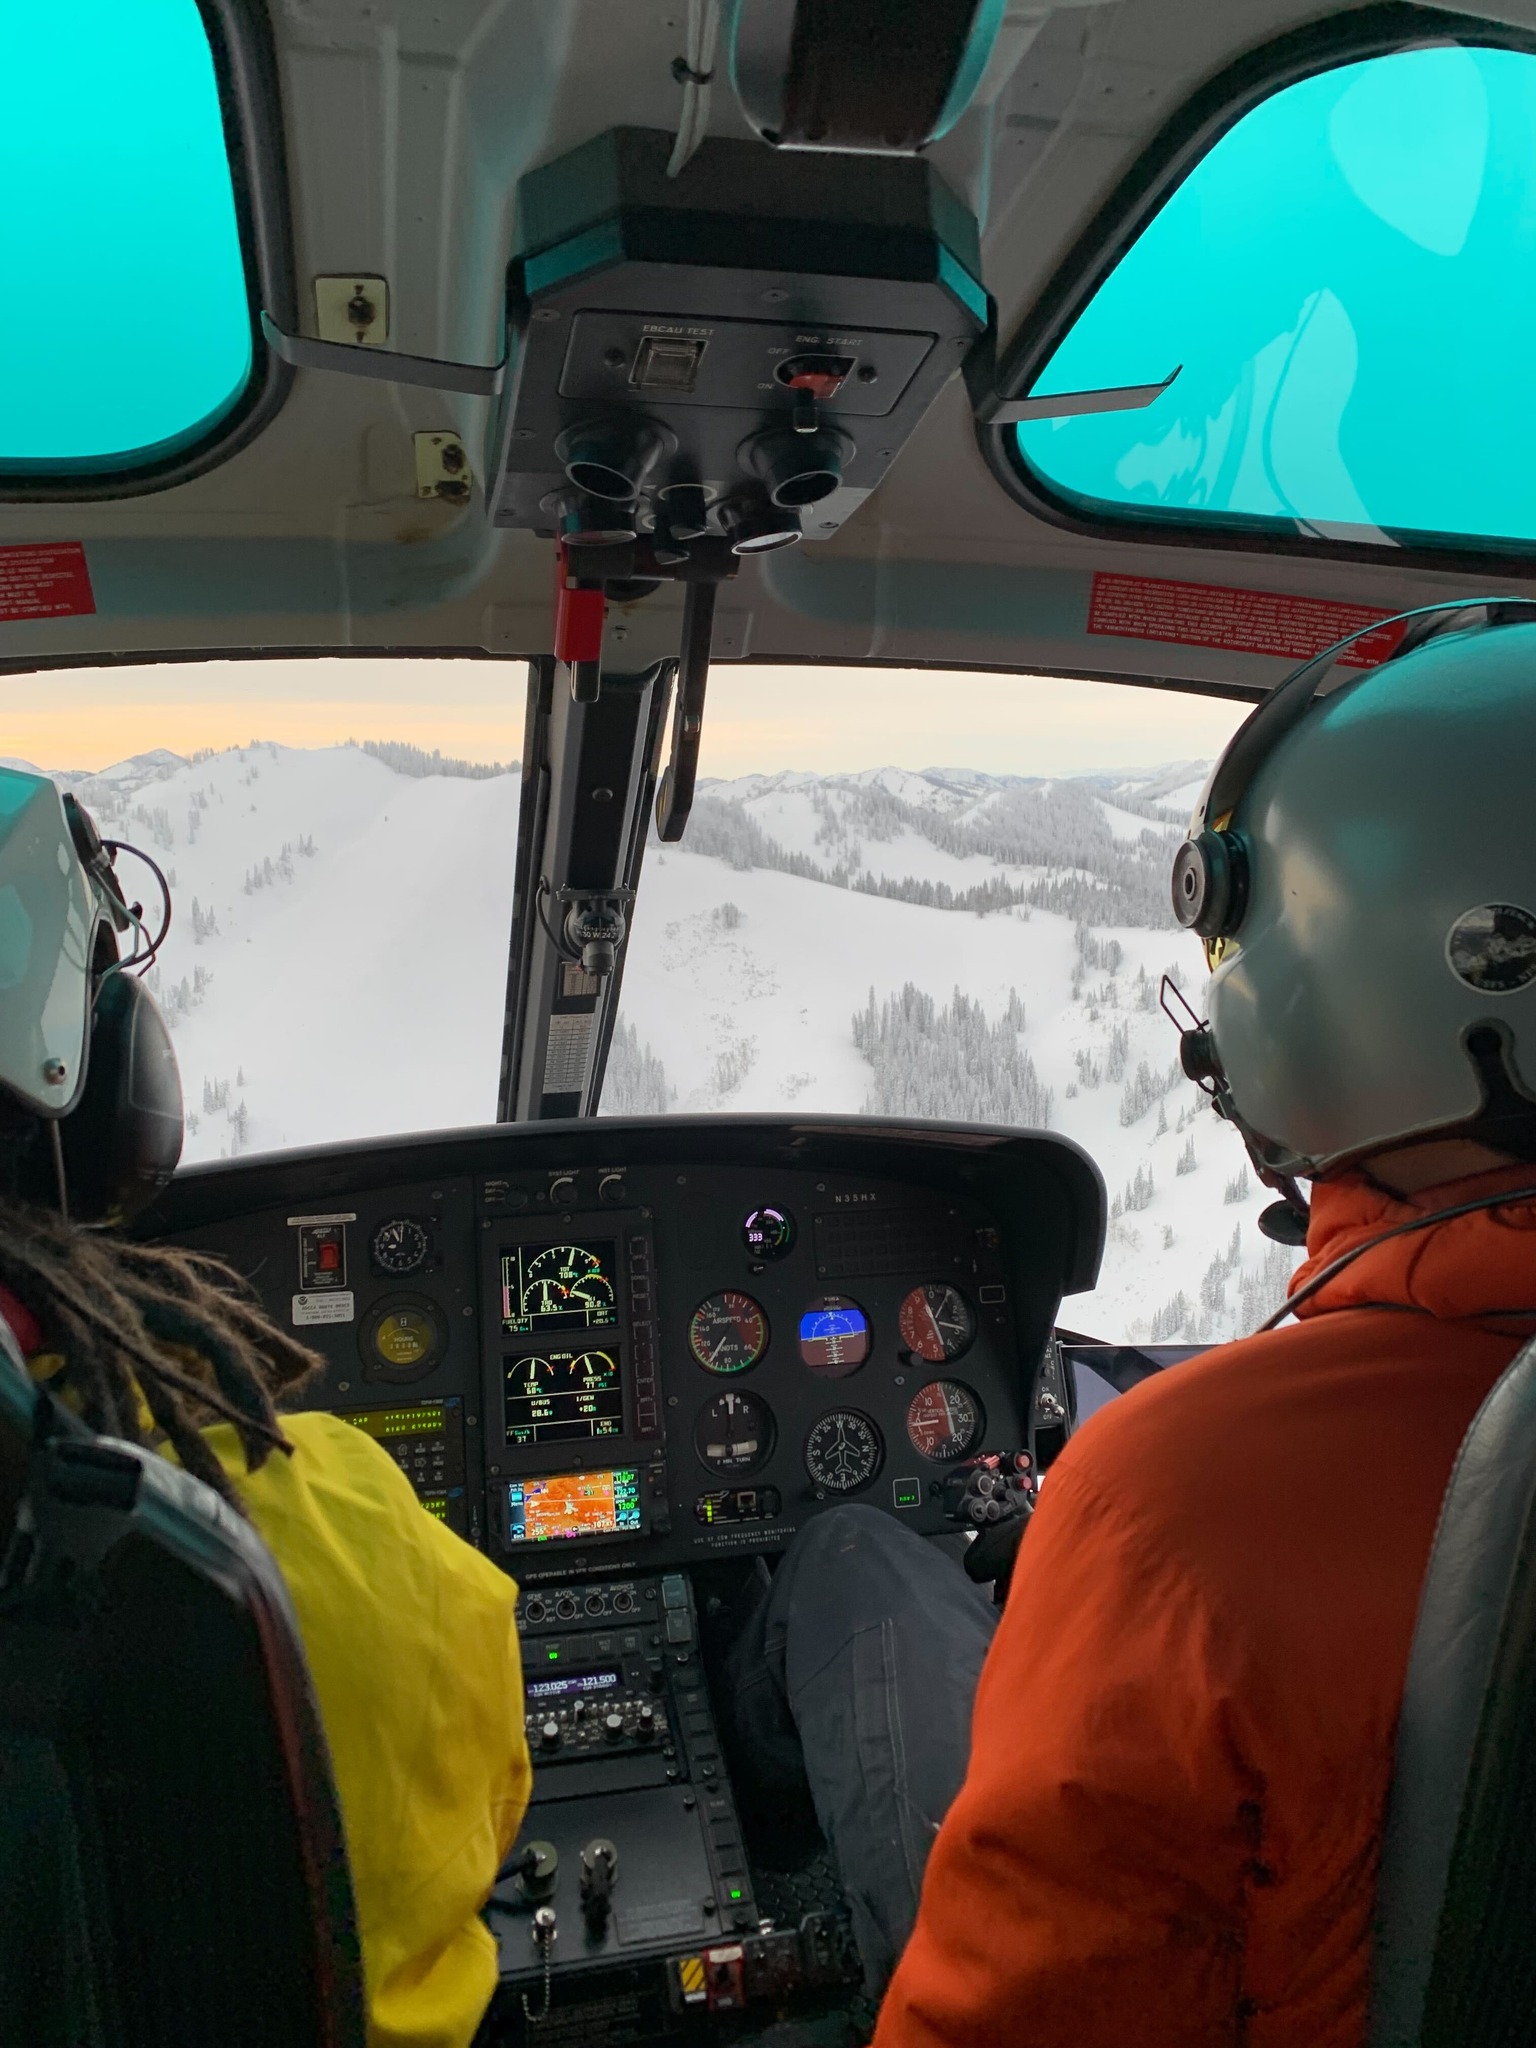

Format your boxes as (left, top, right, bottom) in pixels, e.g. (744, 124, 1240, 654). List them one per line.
(502, 1240, 619, 1335)
(507, 1468, 642, 1543)
(505, 1347, 623, 1444)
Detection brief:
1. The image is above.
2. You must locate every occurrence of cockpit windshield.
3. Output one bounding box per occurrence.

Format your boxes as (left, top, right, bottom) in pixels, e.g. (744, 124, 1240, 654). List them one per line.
(616, 666, 1301, 1344)
(17, 656, 1300, 1343)
(11, 658, 524, 1154)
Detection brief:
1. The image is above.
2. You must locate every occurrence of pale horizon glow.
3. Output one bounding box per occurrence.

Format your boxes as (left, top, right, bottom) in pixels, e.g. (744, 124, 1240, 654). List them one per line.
(1, 656, 1249, 778)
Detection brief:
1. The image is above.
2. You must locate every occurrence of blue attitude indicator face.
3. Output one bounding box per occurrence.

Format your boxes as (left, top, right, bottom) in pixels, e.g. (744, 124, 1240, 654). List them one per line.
(798, 1295, 871, 1378)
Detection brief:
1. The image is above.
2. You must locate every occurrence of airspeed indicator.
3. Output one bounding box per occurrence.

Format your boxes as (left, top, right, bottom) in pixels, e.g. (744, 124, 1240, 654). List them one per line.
(689, 1291, 769, 1374)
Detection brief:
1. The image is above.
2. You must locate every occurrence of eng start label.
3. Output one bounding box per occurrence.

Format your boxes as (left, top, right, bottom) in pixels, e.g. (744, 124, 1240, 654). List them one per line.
(0, 541, 95, 622)
(293, 1291, 355, 1327)
(1086, 572, 1408, 668)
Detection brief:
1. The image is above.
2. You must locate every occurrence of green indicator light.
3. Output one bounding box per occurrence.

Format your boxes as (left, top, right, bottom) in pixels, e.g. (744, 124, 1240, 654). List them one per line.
(547, 1649, 559, 1662)
(728, 1888, 743, 1901)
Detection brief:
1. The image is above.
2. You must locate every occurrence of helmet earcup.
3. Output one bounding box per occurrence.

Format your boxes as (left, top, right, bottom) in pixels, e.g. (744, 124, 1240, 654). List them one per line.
(1171, 828, 1249, 938)
(59, 972, 183, 1225)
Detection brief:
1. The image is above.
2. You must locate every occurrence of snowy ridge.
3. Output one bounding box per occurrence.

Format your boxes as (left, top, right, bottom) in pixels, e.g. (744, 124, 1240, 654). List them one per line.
(33, 741, 1297, 1345)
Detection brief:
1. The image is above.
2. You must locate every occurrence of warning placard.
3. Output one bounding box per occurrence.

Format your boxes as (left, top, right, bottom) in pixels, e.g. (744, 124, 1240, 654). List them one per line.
(0, 542, 95, 623)
(1087, 572, 1406, 669)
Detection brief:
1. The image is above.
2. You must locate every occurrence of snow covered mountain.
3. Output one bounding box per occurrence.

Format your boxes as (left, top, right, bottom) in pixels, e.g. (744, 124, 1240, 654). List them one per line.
(42, 740, 1298, 1345)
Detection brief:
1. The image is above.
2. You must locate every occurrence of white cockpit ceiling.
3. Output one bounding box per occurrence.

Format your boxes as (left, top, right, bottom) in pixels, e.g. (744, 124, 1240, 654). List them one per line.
(3, 0, 1534, 697)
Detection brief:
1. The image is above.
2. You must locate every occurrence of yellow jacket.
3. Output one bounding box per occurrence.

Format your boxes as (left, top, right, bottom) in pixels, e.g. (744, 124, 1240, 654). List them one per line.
(15, 1299, 531, 2046)
(199, 1412, 530, 2048)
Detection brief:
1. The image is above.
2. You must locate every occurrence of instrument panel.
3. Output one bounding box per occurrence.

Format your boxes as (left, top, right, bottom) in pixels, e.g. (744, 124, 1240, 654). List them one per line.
(138, 1117, 1103, 1579)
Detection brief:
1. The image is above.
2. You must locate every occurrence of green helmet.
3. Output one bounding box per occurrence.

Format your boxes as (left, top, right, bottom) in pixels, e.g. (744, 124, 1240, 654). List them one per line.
(1170, 603, 1536, 1180)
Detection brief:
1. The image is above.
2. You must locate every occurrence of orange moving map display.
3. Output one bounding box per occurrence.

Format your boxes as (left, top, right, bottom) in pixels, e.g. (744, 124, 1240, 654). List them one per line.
(507, 1467, 641, 1542)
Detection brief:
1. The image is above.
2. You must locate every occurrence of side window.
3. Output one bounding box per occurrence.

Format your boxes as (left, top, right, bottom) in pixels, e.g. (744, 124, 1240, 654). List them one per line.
(0, 1, 254, 474)
(1008, 45, 1536, 553)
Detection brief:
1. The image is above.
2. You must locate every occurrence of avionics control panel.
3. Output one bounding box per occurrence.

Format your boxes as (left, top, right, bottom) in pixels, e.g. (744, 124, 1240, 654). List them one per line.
(338, 1396, 469, 1535)
(477, 1158, 1043, 1578)
(144, 1120, 1101, 1574)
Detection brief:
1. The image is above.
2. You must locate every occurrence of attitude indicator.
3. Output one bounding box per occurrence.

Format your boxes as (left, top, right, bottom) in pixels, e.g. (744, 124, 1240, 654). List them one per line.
(799, 1295, 870, 1377)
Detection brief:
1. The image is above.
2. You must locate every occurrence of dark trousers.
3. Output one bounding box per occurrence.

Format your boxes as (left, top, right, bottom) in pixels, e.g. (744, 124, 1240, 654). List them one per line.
(723, 1505, 998, 1991)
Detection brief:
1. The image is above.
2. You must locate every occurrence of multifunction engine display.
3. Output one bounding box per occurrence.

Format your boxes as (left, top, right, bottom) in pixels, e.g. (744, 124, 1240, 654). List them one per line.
(505, 1348, 622, 1444)
(507, 1468, 642, 1542)
(501, 1240, 619, 1334)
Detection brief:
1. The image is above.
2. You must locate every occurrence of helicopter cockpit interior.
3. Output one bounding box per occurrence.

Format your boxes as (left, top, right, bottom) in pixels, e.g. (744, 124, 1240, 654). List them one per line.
(6, 3, 1536, 2045)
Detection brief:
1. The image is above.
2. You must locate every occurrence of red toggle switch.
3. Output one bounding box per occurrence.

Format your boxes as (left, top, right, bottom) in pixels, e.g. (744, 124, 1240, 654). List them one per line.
(785, 369, 845, 401)
(553, 537, 606, 664)
(317, 1241, 341, 1273)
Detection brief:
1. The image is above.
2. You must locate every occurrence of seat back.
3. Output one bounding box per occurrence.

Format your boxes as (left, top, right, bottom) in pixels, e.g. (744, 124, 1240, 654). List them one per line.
(0, 1338, 366, 2048)
(1370, 1335, 1536, 2047)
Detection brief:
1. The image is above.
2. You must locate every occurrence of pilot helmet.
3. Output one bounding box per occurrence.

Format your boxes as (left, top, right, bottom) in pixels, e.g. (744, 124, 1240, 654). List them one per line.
(0, 767, 182, 1222)
(1170, 603, 1536, 1181)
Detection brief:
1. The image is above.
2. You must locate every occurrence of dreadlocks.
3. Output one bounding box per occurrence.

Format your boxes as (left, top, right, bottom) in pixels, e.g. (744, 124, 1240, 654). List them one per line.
(0, 1196, 323, 1512)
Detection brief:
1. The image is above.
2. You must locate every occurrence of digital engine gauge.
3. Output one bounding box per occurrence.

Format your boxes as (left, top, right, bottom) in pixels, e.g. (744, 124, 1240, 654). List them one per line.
(371, 1217, 430, 1275)
(742, 1206, 795, 1260)
(689, 1291, 769, 1374)
(694, 1390, 776, 1475)
(905, 1380, 984, 1462)
(804, 1410, 883, 1493)
(898, 1283, 975, 1363)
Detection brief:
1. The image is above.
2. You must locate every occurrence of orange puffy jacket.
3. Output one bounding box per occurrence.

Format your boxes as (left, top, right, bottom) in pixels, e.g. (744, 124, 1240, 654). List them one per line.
(874, 1164, 1536, 2048)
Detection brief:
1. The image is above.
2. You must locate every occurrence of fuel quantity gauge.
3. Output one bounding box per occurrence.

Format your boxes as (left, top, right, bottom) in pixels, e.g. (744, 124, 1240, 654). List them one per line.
(689, 1291, 769, 1374)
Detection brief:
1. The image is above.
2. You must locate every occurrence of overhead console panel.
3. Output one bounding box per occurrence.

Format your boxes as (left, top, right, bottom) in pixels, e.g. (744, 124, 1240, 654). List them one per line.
(496, 128, 989, 553)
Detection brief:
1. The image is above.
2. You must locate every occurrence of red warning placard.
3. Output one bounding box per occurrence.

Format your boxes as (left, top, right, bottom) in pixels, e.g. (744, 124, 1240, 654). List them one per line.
(0, 542, 95, 623)
(1087, 571, 1406, 669)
